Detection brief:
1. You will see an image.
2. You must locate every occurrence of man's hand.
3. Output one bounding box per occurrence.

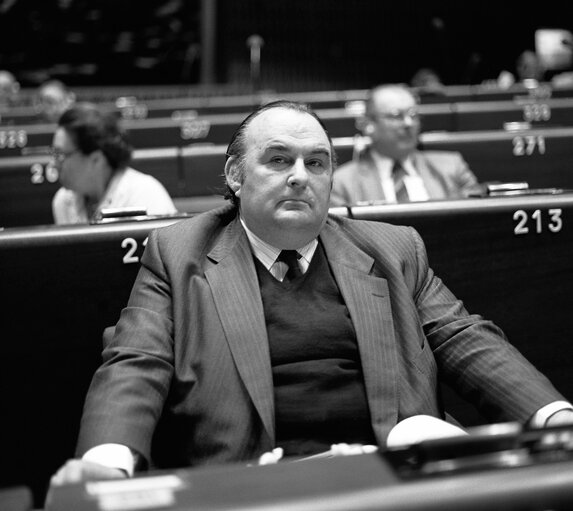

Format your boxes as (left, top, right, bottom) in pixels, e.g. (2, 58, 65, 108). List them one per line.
(545, 409, 573, 427)
(46, 459, 127, 510)
(50, 459, 127, 486)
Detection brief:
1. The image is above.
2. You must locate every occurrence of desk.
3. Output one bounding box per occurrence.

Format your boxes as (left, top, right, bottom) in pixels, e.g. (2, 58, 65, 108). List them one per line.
(3, 83, 572, 127)
(453, 97, 573, 131)
(0, 105, 453, 158)
(3, 193, 573, 505)
(420, 126, 573, 189)
(6, 98, 572, 160)
(47, 451, 573, 511)
(0, 216, 186, 506)
(0, 148, 183, 228)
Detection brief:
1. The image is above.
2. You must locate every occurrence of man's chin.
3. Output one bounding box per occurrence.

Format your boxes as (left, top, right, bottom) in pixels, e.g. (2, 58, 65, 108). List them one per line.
(274, 209, 318, 227)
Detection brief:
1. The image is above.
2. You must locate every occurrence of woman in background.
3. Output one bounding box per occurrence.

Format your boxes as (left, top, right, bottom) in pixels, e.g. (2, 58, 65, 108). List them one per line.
(51, 102, 177, 224)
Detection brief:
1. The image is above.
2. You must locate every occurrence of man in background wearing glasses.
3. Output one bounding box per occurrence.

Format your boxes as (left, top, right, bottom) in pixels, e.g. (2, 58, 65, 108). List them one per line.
(330, 84, 480, 207)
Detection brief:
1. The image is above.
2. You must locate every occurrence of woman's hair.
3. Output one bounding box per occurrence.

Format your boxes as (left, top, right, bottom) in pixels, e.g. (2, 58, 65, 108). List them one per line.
(58, 102, 132, 171)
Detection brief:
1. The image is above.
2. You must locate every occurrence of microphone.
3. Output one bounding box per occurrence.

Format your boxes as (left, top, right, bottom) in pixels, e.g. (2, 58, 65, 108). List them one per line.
(247, 34, 264, 92)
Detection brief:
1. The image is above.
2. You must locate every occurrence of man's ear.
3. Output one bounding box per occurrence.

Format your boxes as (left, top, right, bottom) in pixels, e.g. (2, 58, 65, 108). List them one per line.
(224, 156, 242, 197)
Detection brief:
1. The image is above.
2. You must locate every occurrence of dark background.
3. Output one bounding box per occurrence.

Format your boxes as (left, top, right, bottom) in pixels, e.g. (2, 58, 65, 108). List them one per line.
(1, 0, 572, 92)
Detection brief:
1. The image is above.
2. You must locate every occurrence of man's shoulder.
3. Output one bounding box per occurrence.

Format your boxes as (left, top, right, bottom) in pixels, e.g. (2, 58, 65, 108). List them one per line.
(152, 203, 237, 241)
(120, 167, 165, 188)
(327, 213, 413, 238)
(325, 214, 421, 262)
(416, 149, 464, 165)
(334, 152, 374, 177)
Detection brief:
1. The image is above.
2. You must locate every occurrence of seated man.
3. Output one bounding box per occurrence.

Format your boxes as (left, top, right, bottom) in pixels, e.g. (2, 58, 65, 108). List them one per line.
(34, 79, 76, 123)
(330, 84, 480, 206)
(0, 69, 20, 108)
(51, 102, 177, 224)
(49, 100, 572, 492)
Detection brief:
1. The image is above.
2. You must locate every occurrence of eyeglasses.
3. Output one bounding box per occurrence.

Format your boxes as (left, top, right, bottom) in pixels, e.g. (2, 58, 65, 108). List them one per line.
(50, 148, 80, 163)
(373, 108, 420, 123)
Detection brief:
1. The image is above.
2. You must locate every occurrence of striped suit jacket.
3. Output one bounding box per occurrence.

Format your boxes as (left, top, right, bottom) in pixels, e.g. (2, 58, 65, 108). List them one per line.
(330, 148, 480, 207)
(76, 203, 564, 469)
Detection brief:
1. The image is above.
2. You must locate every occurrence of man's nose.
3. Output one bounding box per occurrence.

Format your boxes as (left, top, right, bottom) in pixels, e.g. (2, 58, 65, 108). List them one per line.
(287, 159, 309, 187)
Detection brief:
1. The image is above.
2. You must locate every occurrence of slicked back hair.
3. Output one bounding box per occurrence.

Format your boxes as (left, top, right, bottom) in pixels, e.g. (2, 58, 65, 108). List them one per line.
(224, 100, 337, 205)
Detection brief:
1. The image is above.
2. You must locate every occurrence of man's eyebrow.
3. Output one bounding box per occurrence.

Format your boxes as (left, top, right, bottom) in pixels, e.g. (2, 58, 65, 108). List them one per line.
(264, 142, 331, 158)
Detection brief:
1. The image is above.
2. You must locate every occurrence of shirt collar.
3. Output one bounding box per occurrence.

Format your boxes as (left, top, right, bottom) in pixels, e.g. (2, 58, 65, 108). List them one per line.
(239, 217, 318, 271)
(370, 151, 418, 178)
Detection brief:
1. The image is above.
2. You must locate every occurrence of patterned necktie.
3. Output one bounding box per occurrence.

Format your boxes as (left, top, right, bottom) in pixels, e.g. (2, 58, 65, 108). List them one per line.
(392, 160, 410, 203)
(277, 250, 302, 282)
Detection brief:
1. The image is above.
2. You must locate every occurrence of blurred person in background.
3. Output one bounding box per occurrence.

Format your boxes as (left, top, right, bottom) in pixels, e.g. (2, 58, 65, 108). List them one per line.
(0, 69, 20, 108)
(410, 67, 446, 96)
(331, 84, 480, 207)
(34, 79, 76, 123)
(51, 102, 177, 224)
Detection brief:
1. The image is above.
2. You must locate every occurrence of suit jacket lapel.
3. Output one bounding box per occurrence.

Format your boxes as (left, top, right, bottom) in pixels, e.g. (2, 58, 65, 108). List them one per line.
(320, 222, 399, 439)
(205, 218, 275, 441)
(358, 151, 386, 202)
(412, 152, 447, 199)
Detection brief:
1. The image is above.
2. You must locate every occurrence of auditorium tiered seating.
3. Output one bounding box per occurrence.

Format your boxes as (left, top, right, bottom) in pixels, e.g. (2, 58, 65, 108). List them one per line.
(3, 192, 573, 504)
(3, 81, 572, 127)
(2, 96, 573, 168)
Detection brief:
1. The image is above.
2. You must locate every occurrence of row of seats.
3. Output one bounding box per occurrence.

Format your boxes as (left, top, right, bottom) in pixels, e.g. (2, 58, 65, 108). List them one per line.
(2, 126, 573, 228)
(3, 80, 573, 126)
(3, 192, 573, 503)
(2, 96, 573, 156)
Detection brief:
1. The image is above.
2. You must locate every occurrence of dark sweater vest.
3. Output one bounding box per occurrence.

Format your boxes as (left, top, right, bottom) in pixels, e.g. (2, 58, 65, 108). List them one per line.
(254, 242, 376, 456)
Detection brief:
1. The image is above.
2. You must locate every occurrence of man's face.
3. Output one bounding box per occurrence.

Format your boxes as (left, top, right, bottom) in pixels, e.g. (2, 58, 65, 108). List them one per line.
(228, 107, 333, 248)
(39, 87, 71, 122)
(367, 88, 420, 160)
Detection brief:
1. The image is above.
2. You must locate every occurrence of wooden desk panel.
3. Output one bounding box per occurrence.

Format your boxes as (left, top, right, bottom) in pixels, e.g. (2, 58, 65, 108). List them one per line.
(0, 105, 454, 160)
(420, 127, 573, 190)
(453, 97, 573, 131)
(48, 451, 573, 511)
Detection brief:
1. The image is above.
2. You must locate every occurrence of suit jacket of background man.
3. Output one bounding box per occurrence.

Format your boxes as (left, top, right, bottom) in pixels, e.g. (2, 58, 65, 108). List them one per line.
(76, 203, 564, 470)
(330, 148, 480, 207)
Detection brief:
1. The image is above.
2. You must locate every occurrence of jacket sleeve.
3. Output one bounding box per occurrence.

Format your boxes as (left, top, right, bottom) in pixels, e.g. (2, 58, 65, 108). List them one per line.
(452, 152, 481, 196)
(75, 229, 175, 466)
(408, 226, 566, 422)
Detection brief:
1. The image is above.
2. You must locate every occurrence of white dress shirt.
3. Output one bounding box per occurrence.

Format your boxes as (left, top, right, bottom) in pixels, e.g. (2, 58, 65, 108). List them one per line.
(370, 152, 430, 203)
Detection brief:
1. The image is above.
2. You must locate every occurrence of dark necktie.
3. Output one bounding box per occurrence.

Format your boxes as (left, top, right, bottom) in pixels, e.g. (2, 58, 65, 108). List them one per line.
(277, 250, 302, 282)
(392, 160, 410, 203)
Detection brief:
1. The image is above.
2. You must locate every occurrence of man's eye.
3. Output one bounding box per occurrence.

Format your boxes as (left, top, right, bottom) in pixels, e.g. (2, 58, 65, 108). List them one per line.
(307, 159, 328, 171)
(270, 156, 287, 164)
